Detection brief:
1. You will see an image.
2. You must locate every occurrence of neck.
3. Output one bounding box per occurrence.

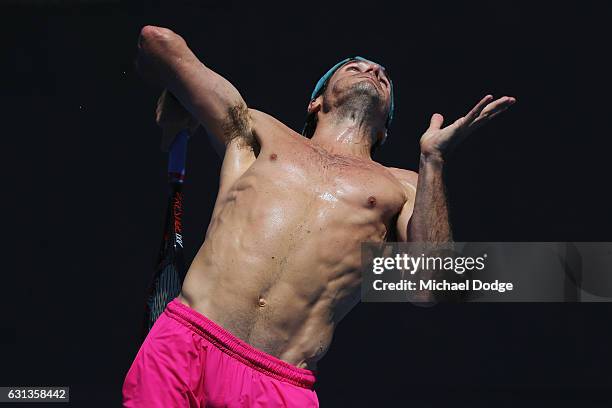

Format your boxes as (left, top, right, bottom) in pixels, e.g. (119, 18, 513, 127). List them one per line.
(310, 114, 383, 158)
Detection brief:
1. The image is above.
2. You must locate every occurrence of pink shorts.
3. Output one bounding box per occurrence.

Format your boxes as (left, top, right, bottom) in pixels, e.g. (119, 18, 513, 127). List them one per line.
(122, 298, 319, 407)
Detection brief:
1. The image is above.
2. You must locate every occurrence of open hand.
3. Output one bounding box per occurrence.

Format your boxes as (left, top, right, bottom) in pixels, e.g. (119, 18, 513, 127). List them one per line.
(419, 95, 516, 161)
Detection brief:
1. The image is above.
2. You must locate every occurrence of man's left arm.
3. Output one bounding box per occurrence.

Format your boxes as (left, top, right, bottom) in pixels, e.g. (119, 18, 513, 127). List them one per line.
(396, 94, 516, 243)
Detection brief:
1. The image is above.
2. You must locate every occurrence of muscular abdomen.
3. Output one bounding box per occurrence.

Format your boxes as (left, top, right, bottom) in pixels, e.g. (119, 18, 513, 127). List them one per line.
(181, 144, 402, 369)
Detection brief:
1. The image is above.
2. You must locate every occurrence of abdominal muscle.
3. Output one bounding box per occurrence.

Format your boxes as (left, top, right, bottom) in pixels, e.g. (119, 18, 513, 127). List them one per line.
(179, 157, 393, 370)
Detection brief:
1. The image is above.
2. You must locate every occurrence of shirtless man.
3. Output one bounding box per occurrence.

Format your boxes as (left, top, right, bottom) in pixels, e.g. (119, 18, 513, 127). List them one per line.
(123, 25, 516, 407)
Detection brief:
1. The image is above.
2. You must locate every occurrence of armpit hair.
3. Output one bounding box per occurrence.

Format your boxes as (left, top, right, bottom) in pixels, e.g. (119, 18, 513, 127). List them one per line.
(222, 103, 258, 151)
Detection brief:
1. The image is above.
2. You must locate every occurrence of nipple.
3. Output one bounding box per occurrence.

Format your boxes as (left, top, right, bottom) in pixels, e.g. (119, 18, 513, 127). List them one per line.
(367, 196, 377, 208)
(270, 153, 277, 161)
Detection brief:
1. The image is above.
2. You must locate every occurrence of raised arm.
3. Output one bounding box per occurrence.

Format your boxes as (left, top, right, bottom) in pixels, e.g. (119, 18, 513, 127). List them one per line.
(137, 26, 256, 152)
(397, 95, 516, 243)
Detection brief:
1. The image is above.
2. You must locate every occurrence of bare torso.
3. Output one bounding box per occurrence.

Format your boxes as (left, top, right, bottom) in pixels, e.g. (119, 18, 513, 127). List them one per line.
(180, 111, 416, 369)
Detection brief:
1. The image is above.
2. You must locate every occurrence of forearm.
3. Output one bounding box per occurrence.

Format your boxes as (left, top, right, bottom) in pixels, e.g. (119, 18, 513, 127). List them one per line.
(407, 154, 452, 243)
(137, 26, 192, 89)
(137, 26, 247, 141)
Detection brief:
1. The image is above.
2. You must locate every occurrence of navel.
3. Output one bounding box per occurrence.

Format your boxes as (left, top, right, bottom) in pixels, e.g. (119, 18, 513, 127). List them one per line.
(258, 297, 266, 307)
(367, 195, 377, 208)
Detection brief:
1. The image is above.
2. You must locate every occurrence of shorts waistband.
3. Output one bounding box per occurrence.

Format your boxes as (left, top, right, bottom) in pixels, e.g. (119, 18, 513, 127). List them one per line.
(165, 298, 317, 389)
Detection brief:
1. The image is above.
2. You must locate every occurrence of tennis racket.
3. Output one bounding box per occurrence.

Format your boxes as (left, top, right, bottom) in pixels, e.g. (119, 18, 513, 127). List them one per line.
(142, 91, 194, 338)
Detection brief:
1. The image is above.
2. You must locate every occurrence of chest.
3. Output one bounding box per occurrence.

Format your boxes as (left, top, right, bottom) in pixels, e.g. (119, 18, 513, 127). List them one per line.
(251, 140, 407, 214)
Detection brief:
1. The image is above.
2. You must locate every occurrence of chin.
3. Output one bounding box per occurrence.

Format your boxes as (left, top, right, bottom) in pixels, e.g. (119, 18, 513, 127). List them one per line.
(342, 81, 386, 111)
(351, 79, 380, 95)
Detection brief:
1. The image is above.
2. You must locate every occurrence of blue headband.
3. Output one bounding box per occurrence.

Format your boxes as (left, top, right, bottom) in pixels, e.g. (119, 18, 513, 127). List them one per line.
(309, 56, 395, 128)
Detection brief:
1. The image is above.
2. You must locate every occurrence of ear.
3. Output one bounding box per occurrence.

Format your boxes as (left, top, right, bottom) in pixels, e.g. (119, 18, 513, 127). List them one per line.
(307, 95, 323, 115)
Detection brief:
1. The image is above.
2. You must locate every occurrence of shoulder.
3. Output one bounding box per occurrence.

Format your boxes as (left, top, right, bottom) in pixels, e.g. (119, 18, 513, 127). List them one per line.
(249, 109, 304, 143)
(386, 167, 418, 193)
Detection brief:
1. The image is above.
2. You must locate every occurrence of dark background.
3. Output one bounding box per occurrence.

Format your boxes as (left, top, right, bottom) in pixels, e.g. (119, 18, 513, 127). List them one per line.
(3, 0, 612, 406)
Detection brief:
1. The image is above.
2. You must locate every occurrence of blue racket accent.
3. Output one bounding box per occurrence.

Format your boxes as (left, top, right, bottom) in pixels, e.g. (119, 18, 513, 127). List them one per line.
(168, 129, 189, 183)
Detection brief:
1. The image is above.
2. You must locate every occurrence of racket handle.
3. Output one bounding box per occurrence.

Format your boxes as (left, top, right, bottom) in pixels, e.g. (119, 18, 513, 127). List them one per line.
(168, 129, 190, 183)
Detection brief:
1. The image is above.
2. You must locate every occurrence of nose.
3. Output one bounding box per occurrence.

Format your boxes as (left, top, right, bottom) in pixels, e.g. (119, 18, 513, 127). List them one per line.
(364, 63, 383, 82)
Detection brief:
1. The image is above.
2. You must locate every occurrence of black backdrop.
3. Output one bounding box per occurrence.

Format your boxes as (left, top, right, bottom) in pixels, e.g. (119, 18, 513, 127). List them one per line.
(3, 1, 612, 406)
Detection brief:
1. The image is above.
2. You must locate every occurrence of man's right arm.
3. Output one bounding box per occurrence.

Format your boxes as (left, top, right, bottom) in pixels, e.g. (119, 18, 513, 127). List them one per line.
(137, 25, 256, 152)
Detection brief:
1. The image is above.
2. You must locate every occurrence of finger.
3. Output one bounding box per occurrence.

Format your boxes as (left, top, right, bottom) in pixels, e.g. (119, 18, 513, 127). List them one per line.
(473, 96, 516, 126)
(464, 94, 494, 124)
(481, 96, 516, 117)
(484, 104, 511, 121)
(428, 113, 444, 131)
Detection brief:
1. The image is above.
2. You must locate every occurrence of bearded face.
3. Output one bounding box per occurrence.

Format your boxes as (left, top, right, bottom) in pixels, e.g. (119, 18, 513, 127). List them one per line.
(321, 61, 391, 127)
